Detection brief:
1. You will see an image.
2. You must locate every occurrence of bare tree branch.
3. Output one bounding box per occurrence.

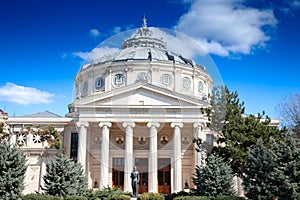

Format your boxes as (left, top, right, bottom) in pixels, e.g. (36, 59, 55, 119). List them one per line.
(277, 94, 300, 128)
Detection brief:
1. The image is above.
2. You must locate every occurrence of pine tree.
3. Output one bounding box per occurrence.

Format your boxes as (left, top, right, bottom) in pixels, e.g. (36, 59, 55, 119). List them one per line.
(38, 125, 61, 149)
(207, 86, 286, 175)
(193, 154, 235, 197)
(0, 122, 9, 142)
(0, 141, 27, 199)
(42, 154, 87, 197)
(242, 139, 276, 200)
(272, 133, 300, 199)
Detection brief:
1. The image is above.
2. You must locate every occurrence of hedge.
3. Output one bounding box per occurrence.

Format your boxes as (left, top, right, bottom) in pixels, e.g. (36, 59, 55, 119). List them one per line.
(173, 196, 212, 200)
(22, 193, 61, 200)
(138, 192, 165, 200)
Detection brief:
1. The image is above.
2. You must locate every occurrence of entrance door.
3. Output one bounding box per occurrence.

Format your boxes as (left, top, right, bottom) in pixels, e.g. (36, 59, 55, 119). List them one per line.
(135, 158, 148, 193)
(158, 158, 171, 194)
(112, 158, 124, 189)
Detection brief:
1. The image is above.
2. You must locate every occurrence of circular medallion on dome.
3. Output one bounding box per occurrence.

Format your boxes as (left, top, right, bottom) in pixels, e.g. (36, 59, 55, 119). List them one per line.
(198, 81, 203, 93)
(95, 77, 104, 90)
(113, 73, 125, 87)
(82, 81, 88, 96)
(136, 72, 149, 83)
(160, 74, 172, 87)
(182, 77, 191, 89)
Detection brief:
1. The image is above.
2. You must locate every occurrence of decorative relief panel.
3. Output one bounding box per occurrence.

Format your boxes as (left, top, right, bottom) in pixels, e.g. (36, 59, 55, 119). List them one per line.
(136, 72, 150, 83)
(95, 76, 105, 90)
(112, 73, 126, 87)
(182, 77, 191, 89)
(160, 74, 172, 87)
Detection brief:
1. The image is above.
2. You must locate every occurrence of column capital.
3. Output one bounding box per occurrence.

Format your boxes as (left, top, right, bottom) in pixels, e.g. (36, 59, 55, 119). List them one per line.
(193, 122, 205, 129)
(76, 121, 89, 128)
(122, 122, 135, 128)
(99, 122, 112, 128)
(171, 122, 183, 128)
(147, 122, 160, 128)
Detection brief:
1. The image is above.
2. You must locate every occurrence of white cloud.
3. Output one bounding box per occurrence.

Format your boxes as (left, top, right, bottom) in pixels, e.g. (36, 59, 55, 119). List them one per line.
(291, 0, 300, 8)
(89, 28, 100, 37)
(284, 0, 300, 13)
(0, 82, 55, 105)
(150, 27, 207, 58)
(112, 26, 122, 34)
(174, 0, 277, 56)
(73, 46, 119, 62)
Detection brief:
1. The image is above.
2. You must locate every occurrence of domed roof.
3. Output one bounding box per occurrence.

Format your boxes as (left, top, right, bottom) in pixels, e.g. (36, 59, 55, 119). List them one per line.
(86, 17, 205, 70)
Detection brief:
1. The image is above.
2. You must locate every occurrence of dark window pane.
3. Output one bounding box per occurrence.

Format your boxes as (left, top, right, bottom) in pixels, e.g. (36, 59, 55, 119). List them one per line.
(70, 133, 78, 161)
(158, 170, 163, 185)
(158, 158, 170, 167)
(165, 171, 170, 185)
(120, 171, 124, 185)
(142, 172, 148, 185)
(113, 170, 119, 185)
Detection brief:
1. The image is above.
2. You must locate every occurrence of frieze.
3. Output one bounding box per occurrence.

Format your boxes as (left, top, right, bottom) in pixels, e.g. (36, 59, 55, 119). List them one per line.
(91, 107, 183, 115)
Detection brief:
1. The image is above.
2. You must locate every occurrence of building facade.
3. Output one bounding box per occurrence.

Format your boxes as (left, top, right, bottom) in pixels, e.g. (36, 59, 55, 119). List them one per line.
(7, 19, 215, 194)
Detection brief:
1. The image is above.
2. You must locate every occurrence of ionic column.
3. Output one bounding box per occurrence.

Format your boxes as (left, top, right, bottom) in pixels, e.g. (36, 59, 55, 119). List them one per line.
(99, 122, 112, 189)
(9, 132, 16, 145)
(76, 121, 89, 174)
(171, 122, 183, 193)
(123, 122, 135, 192)
(147, 122, 160, 193)
(27, 131, 33, 147)
(193, 122, 205, 167)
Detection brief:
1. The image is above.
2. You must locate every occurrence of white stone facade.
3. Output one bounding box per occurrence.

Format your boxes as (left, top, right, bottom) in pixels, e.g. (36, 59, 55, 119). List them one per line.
(6, 20, 217, 194)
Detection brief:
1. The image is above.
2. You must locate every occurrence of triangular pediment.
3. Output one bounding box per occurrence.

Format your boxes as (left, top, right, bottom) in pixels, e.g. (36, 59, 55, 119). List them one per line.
(76, 83, 207, 107)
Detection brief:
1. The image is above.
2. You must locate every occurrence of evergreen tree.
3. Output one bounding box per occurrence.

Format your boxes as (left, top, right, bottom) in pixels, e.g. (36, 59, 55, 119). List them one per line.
(0, 141, 27, 199)
(271, 133, 300, 199)
(207, 86, 285, 175)
(193, 154, 235, 197)
(0, 122, 9, 142)
(42, 154, 87, 197)
(242, 139, 276, 200)
(38, 125, 61, 149)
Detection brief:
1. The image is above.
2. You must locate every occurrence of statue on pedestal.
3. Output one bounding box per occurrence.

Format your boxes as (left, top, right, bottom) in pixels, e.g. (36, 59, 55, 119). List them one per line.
(130, 166, 139, 197)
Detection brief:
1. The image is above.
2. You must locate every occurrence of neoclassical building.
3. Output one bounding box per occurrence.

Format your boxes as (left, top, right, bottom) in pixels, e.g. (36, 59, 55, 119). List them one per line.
(7, 19, 215, 194)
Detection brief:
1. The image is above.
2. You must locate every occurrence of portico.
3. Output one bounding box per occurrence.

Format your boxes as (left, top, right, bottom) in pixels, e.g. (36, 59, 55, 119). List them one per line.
(74, 117, 207, 193)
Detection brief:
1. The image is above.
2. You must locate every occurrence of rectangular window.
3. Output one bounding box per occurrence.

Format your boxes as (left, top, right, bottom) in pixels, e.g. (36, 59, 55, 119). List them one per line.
(112, 158, 125, 188)
(70, 133, 78, 162)
(158, 158, 171, 186)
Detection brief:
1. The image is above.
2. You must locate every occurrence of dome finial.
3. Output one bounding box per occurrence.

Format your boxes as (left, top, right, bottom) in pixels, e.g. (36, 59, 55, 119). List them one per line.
(142, 15, 147, 28)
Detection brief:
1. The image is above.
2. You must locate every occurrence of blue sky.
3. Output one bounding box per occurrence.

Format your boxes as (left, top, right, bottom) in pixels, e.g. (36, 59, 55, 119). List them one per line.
(0, 0, 299, 119)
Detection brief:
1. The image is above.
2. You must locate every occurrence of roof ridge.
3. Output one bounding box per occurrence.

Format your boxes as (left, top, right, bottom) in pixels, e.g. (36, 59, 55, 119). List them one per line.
(17, 110, 62, 118)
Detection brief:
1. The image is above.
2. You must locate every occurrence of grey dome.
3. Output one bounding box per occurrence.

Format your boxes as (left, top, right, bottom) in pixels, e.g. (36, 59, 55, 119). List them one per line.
(87, 23, 205, 70)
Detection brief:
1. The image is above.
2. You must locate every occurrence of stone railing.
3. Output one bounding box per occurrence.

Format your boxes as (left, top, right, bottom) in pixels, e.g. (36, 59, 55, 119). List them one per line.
(9, 131, 51, 149)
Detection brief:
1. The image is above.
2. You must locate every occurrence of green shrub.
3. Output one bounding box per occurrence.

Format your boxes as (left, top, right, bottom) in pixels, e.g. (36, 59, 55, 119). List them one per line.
(215, 196, 246, 200)
(42, 154, 87, 197)
(172, 196, 245, 200)
(0, 141, 27, 200)
(193, 154, 235, 197)
(22, 193, 61, 200)
(173, 196, 212, 200)
(110, 194, 131, 200)
(85, 188, 130, 199)
(138, 192, 165, 200)
(64, 195, 87, 200)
